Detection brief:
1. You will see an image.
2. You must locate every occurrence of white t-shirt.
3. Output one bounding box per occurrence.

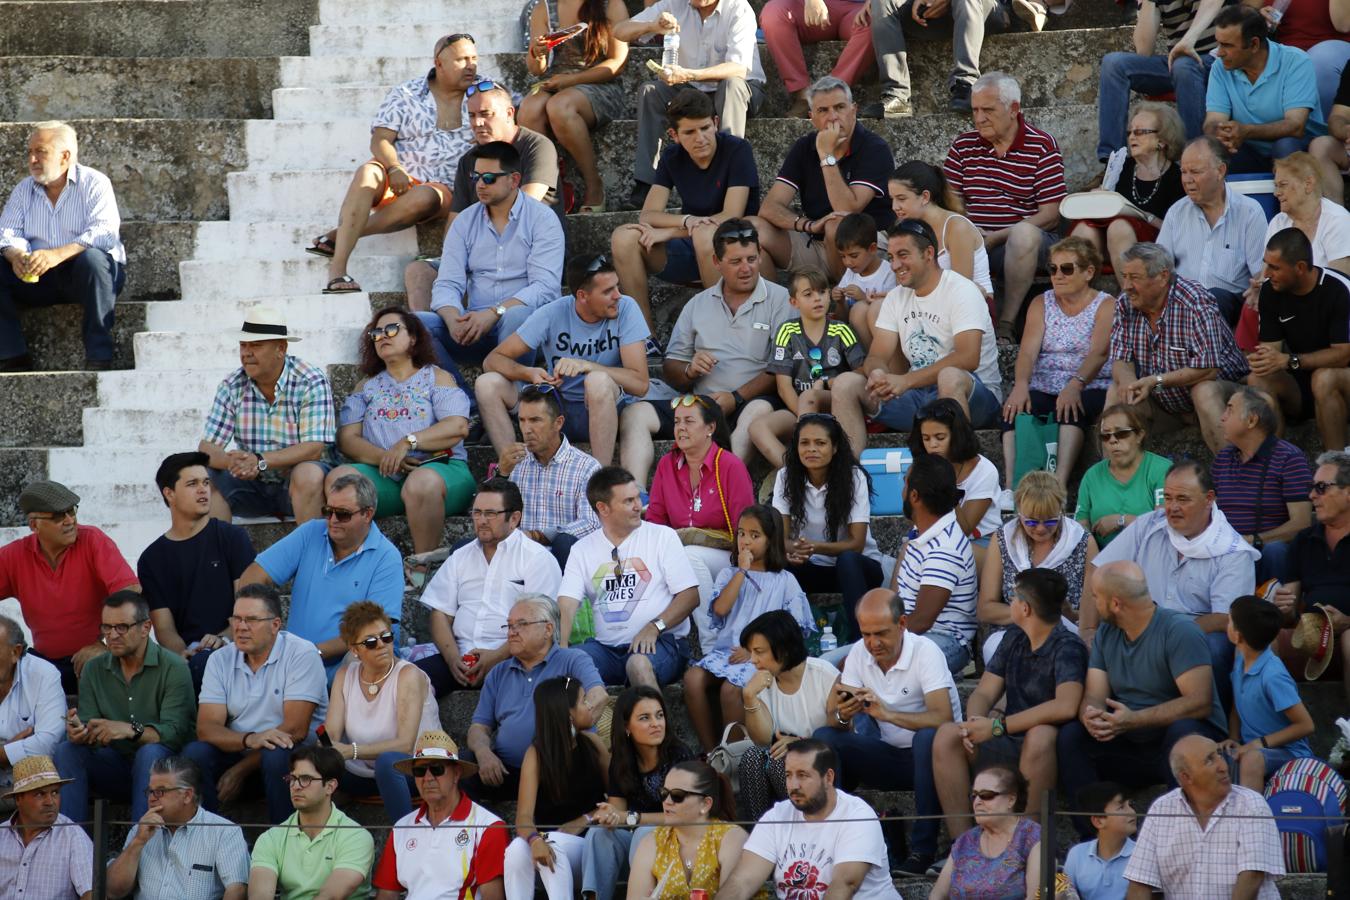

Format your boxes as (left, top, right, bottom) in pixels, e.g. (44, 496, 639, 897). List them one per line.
(837, 262, 896, 300)
(1266, 199, 1350, 268)
(764, 656, 839, 738)
(419, 529, 562, 650)
(958, 455, 1003, 540)
(841, 628, 962, 750)
(771, 467, 882, 566)
(744, 790, 901, 900)
(558, 521, 699, 644)
(874, 268, 1003, 399)
(895, 509, 979, 644)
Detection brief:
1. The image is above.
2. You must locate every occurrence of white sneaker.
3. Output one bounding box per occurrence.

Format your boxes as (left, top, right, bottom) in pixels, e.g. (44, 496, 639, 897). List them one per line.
(1011, 0, 1048, 31)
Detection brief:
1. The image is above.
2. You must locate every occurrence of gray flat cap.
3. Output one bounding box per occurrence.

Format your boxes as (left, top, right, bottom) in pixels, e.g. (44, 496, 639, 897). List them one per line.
(18, 481, 80, 514)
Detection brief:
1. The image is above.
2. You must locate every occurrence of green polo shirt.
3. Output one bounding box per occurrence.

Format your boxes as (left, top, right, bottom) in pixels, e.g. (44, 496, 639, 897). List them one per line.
(251, 805, 374, 900)
(76, 640, 196, 754)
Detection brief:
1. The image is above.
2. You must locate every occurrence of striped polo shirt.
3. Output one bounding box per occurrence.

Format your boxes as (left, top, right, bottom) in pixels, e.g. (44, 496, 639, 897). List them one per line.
(943, 117, 1067, 232)
(1157, 0, 1230, 53)
(1212, 435, 1312, 536)
(896, 510, 978, 644)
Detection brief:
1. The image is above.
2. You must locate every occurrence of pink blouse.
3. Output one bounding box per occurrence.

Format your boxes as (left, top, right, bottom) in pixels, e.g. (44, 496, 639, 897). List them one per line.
(646, 445, 754, 533)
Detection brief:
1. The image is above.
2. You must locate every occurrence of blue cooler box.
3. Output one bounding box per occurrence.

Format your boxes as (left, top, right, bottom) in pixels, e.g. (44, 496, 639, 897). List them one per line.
(861, 447, 912, 515)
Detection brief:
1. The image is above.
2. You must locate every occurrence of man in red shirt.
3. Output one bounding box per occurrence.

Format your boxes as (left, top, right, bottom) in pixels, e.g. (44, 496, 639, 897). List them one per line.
(0, 481, 138, 692)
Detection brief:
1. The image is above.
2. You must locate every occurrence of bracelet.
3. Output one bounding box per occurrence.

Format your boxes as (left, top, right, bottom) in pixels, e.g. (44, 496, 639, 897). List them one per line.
(527, 831, 543, 844)
(388, 165, 404, 174)
(682, 215, 692, 231)
(835, 710, 849, 727)
(241, 732, 254, 751)
(743, 705, 762, 713)
(794, 216, 804, 233)
(684, 363, 694, 380)
(1072, 374, 1089, 386)
(351, 742, 359, 761)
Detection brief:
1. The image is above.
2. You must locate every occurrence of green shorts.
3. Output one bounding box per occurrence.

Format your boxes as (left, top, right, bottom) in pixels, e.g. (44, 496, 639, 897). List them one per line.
(348, 458, 476, 517)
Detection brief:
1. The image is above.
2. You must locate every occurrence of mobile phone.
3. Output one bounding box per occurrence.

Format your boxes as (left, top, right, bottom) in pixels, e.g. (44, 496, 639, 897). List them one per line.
(316, 724, 333, 747)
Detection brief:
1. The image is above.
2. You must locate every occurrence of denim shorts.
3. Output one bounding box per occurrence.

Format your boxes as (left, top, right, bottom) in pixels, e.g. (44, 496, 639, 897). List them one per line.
(578, 633, 690, 686)
(211, 460, 331, 519)
(654, 237, 703, 285)
(872, 373, 1001, 431)
(559, 394, 637, 443)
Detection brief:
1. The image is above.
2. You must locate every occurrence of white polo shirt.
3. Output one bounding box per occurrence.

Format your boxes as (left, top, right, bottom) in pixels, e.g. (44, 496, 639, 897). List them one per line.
(419, 529, 562, 650)
(771, 467, 882, 566)
(373, 793, 509, 900)
(895, 510, 978, 644)
(841, 631, 962, 749)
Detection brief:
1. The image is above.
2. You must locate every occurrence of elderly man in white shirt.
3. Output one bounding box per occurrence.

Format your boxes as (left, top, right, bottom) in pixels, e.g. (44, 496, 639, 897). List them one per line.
(1124, 734, 1284, 898)
(0, 616, 64, 796)
(416, 477, 562, 697)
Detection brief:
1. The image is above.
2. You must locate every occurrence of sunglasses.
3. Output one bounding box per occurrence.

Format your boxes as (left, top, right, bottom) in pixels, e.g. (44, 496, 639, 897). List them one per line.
(322, 505, 369, 522)
(970, 789, 1008, 802)
(890, 219, 935, 250)
(469, 170, 509, 185)
(32, 506, 77, 522)
(585, 254, 611, 274)
(659, 788, 707, 803)
(464, 78, 498, 97)
(810, 364, 825, 378)
(1020, 516, 1060, 530)
(413, 763, 448, 778)
(670, 394, 713, 410)
(718, 225, 757, 242)
(521, 384, 558, 399)
(368, 322, 404, 342)
(1099, 428, 1137, 443)
(356, 631, 395, 650)
(808, 348, 824, 376)
(1128, 127, 1160, 136)
(1048, 263, 1078, 276)
(1312, 481, 1345, 495)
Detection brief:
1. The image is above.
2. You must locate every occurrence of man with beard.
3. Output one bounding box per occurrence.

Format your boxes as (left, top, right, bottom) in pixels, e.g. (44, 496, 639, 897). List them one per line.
(716, 738, 900, 899)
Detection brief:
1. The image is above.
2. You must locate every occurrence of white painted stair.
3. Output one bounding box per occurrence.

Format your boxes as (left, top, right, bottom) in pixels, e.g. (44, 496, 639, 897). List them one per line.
(20, 0, 527, 566)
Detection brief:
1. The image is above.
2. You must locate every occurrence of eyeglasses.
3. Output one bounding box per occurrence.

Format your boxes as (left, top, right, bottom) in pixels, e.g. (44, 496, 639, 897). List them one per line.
(144, 786, 188, 800)
(322, 505, 369, 522)
(798, 412, 838, 425)
(1312, 481, 1345, 495)
(970, 789, 1008, 802)
(32, 506, 77, 522)
(228, 614, 279, 628)
(1048, 263, 1077, 276)
(413, 763, 448, 779)
(368, 322, 404, 342)
(356, 631, 395, 650)
(282, 774, 327, 788)
(1128, 128, 1160, 136)
(470, 508, 508, 519)
(659, 788, 707, 803)
(502, 619, 549, 633)
(670, 394, 712, 410)
(99, 619, 147, 636)
(1099, 428, 1137, 443)
(469, 170, 509, 185)
(464, 78, 498, 97)
(1020, 516, 1060, 530)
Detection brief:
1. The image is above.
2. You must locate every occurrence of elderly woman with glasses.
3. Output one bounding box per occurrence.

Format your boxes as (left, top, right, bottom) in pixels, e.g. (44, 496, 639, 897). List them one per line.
(323, 601, 440, 822)
(1072, 404, 1171, 549)
(328, 305, 475, 554)
(930, 764, 1042, 900)
(977, 471, 1098, 664)
(1000, 237, 1115, 491)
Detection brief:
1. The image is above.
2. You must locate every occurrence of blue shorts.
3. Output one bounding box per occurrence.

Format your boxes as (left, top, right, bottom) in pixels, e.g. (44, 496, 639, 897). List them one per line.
(654, 237, 702, 285)
(559, 394, 637, 443)
(872, 373, 1001, 431)
(211, 460, 332, 519)
(579, 633, 690, 686)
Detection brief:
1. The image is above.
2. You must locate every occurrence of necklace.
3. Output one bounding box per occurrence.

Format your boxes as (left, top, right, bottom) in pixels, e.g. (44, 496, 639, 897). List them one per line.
(359, 660, 396, 696)
(1131, 159, 1164, 208)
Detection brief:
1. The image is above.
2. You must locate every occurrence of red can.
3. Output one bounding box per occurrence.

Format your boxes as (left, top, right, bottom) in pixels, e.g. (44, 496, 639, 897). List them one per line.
(690, 891, 709, 900)
(462, 652, 480, 667)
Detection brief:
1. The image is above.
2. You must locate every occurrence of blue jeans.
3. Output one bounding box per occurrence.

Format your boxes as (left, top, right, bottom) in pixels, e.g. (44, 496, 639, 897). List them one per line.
(415, 307, 535, 393)
(209, 460, 331, 519)
(578, 633, 690, 686)
(549, 533, 580, 571)
(917, 627, 972, 676)
(580, 825, 655, 900)
(1257, 539, 1293, 585)
(1097, 51, 1213, 160)
(812, 718, 941, 858)
(54, 740, 174, 824)
(182, 739, 298, 824)
(0, 246, 124, 361)
(337, 751, 417, 822)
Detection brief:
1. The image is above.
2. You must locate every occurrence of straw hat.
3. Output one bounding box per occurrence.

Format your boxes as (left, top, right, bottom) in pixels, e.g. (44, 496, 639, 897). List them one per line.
(3, 755, 73, 799)
(231, 306, 301, 343)
(392, 730, 478, 776)
(1291, 605, 1335, 681)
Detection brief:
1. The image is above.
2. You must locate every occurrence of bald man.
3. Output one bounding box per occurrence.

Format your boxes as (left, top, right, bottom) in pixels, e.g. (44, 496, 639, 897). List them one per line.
(1123, 735, 1284, 898)
(1056, 561, 1228, 838)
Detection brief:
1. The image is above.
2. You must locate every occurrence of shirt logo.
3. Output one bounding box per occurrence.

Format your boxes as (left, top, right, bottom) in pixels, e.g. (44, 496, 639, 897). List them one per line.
(406, 838, 418, 850)
(826, 347, 841, 367)
(774, 347, 786, 360)
(455, 829, 471, 847)
(1279, 315, 1295, 323)
(779, 860, 827, 900)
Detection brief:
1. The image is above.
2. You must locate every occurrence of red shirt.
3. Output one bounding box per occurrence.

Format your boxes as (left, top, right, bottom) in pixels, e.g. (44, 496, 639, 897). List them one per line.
(646, 445, 755, 533)
(1265, 0, 1343, 50)
(943, 115, 1068, 232)
(372, 793, 508, 899)
(0, 526, 137, 658)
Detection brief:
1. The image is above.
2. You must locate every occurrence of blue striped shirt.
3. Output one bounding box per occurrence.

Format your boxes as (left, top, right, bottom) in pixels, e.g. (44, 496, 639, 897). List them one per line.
(119, 805, 249, 900)
(0, 164, 125, 264)
(1212, 436, 1312, 536)
(897, 510, 978, 643)
(429, 190, 564, 314)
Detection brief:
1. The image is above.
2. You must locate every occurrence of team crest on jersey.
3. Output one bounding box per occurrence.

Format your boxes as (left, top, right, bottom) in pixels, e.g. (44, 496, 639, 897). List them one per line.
(456, 829, 470, 846)
(774, 347, 786, 360)
(405, 838, 418, 850)
(826, 347, 841, 367)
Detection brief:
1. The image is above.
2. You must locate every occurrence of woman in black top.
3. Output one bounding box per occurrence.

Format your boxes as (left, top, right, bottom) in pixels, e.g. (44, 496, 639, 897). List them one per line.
(507, 676, 610, 900)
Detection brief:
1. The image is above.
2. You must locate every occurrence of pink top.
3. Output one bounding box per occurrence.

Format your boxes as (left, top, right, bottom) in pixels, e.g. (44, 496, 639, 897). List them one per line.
(338, 658, 441, 777)
(646, 445, 754, 533)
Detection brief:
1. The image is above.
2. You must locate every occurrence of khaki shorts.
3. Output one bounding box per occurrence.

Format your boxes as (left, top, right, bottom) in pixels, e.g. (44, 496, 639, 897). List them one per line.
(368, 159, 453, 221)
(787, 230, 830, 272)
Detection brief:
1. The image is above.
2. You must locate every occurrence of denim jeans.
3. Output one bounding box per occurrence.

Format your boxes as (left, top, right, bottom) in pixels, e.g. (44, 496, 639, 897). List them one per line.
(182, 740, 298, 823)
(1097, 51, 1213, 160)
(580, 824, 655, 900)
(0, 247, 124, 361)
(54, 740, 175, 823)
(812, 717, 941, 858)
(337, 751, 418, 822)
(918, 627, 972, 676)
(1256, 539, 1293, 585)
(414, 306, 535, 394)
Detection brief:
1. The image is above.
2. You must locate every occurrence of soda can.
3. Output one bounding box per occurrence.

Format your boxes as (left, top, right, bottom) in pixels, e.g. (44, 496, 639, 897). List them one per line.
(462, 652, 480, 667)
(690, 891, 709, 900)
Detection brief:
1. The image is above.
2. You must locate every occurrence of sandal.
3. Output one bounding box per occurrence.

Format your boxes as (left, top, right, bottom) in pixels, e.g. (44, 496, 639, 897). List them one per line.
(305, 234, 336, 258)
(323, 275, 362, 294)
(995, 320, 1017, 344)
(578, 204, 605, 214)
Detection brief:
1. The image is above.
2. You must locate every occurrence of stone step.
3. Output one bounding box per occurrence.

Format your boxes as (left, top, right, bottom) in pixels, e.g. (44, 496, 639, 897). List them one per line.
(308, 21, 525, 58)
(178, 255, 407, 300)
(81, 407, 210, 448)
(0, 372, 97, 448)
(13, 301, 146, 372)
(132, 326, 362, 370)
(316, 0, 514, 24)
(143, 293, 373, 333)
(191, 221, 417, 261)
(93, 370, 235, 409)
(225, 168, 358, 223)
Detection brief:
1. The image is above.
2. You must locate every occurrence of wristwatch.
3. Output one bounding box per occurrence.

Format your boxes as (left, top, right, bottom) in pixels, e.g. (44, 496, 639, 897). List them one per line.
(652, 618, 668, 633)
(493, 304, 508, 318)
(130, 721, 145, 741)
(1288, 353, 1301, 371)
(991, 716, 1006, 738)
(255, 453, 268, 473)
(821, 154, 838, 167)
(1154, 373, 1164, 387)
(405, 432, 419, 451)
(626, 810, 641, 828)
(1252, 534, 1265, 550)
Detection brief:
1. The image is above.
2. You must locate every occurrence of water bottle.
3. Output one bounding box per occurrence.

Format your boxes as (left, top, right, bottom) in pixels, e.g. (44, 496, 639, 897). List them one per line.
(661, 32, 680, 69)
(1267, 0, 1291, 30)
(818, 625, 837, 655)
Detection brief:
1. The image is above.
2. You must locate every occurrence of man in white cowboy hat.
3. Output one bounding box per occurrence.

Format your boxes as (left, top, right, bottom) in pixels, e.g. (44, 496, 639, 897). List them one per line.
(0, 754, 93, 900)
(372, 730, 508, 900)
(197, 306, 336, 524)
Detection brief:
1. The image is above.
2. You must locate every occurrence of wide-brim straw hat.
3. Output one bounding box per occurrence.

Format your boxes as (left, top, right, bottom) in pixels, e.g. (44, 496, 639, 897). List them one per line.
(231, 305, 301, 343)
(1291, 605, 1335, 681)
(392, 730, 478, 776)
(3, 755, 73, 799)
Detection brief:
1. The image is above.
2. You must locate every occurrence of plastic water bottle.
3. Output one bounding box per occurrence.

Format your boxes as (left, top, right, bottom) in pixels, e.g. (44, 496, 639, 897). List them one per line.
(661, 32, 680, 69)
(818, 625, 837, 655)
(1267, 0, 1291, 30)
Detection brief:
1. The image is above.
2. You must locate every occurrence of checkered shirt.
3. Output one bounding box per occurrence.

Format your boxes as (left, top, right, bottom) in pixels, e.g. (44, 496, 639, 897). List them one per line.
(201, 355, 336, 471)
(1107, 275, 1250, 414)
(0, 813, 93, 900)
(509, 436, 601, 538)
(1124, 784, 1284, 898)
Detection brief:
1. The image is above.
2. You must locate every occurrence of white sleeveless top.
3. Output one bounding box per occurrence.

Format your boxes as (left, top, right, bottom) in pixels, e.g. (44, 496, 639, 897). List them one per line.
(339, 658, 441, 777)
(937, 213, 994, 295)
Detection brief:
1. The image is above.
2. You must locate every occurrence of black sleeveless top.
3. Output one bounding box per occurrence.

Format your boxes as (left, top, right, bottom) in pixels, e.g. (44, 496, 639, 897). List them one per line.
(536, 742, 608, 828)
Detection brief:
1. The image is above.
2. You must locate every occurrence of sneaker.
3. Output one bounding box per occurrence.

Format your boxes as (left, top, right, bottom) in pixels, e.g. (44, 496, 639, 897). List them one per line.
(892, 853, 935, 877)
(949, 82, 973, 113)
(1011, 0, 1047, 30)
(645, 336, 664, 358)
(927, 856, 948, 877)
(860, 97, 914, 119)
(623, 181, 652, 211)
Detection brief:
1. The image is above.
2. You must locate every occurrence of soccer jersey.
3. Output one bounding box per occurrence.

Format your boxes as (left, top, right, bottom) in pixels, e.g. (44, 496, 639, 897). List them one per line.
(767, 318, 865, 393)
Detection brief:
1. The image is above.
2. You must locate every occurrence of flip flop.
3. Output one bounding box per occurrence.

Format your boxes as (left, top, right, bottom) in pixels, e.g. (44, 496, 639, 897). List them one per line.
(323, 275, 362, 294)
(578, 202, 606, 214)
(305, 235, 336, 258)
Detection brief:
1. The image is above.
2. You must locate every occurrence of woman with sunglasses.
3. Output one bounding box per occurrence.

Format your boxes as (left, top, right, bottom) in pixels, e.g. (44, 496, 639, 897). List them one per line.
(506, 676, 610, 899)
(1072, 403, 1171, 548)
(977, 471, 1097, 664)
(646, 394, 755, 651)
(330, 306, 475, 554)
(772, 413, 884, 642)
(908, 399, 1002, 548)
(930, 764, 1043, 900)
(323, 601, 440, 822)
(1000, 237, 1114, 491)
(581, 686, 694, 900)
(625, 760, 746, 899)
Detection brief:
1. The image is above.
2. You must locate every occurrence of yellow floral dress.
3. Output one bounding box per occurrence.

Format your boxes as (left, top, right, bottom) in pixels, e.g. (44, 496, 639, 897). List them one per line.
(649, 822, 734, 899)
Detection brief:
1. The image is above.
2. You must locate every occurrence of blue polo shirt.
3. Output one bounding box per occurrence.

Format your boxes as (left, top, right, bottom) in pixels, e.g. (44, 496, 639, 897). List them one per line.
(1065, 837, 1134, 900)
(1206, 40, 1327, 153)
(1232, 645, 1314, 757)
(199, 630, 329, 737)
(255, 520, 405, 668)
(471, 645, 603, 769)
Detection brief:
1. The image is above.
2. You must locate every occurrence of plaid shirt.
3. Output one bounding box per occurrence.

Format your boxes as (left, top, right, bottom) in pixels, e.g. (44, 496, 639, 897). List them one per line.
(0, 813, 94, 900)
(509, 436, 601, 539)
(1107, 276, 1250, 414)
(201, 355, 335, 475)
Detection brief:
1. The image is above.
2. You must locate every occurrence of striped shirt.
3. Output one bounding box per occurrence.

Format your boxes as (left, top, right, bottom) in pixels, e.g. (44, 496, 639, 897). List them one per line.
(120, 805, 249, 900)
(943, 117, 1067, 232)
(508, 436, 602, 539)
(1107, 276, 1250, 414)
(1212, 435, 1313, 535)
(0, 164, 125, 264)
(0, 813, 93, 900)
(1156, 0, 1228, 53)
(896, 510, 978, 644)
(201, 355, 336, 477)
